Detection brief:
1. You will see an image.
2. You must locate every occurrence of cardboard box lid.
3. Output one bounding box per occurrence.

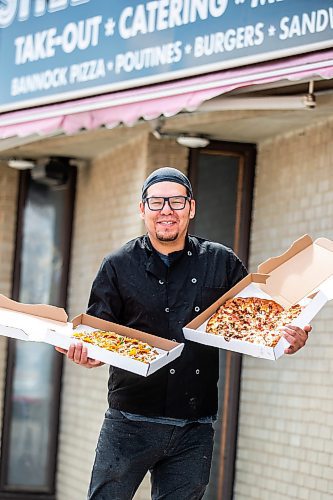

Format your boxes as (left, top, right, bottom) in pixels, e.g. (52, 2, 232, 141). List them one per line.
(0, 294, 68, 323)
(257, 234, 333, 308)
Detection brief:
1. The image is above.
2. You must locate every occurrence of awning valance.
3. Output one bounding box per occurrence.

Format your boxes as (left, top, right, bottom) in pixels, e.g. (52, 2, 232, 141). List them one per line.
(0, 50, 333, 139)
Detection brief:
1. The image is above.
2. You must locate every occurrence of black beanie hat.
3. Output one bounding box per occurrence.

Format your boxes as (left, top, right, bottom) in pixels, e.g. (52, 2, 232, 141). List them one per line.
(142, 167, 193, 199)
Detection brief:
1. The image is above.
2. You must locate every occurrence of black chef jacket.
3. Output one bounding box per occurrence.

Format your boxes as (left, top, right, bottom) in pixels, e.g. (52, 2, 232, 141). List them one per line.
(87, 234, 247, 419)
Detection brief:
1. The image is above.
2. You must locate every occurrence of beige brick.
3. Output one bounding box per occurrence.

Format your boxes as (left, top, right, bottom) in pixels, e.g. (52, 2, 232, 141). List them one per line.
(235, 117, 333, 500)
(146, 135, 189, 175)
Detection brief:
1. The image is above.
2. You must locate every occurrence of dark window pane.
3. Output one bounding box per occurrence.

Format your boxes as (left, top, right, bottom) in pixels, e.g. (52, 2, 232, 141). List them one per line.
(8, 343, 56, 488)
(20, 182, 65, 306)
(193, 154, 239, 247)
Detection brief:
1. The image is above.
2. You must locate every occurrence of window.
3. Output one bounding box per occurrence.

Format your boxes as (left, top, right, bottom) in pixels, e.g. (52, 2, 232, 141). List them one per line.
(189, 141, 256, 500)
(0, 160, 76, 500)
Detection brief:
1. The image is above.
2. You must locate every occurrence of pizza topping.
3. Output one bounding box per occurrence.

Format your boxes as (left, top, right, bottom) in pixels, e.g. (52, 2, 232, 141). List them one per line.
(72, 329, 159, 363)
(206, 297, 302, 347)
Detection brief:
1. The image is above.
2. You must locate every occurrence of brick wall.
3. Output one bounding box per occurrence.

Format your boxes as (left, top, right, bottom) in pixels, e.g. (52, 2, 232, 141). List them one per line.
(0, 162, 18, 445)
(234, 118, 333, 500)
(146, 135, 189, 176)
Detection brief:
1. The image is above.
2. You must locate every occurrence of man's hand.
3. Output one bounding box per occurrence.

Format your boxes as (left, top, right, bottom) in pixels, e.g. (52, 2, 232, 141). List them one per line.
(55, 343, 104, 368)
(283, 325, 312, 355)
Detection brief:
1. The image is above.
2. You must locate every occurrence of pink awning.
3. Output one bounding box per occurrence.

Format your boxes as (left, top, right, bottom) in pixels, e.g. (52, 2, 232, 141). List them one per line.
(0, 50, 333, 139)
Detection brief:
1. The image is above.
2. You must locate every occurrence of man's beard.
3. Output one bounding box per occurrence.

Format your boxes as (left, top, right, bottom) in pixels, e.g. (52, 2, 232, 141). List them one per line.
(156, 230, 179, 242)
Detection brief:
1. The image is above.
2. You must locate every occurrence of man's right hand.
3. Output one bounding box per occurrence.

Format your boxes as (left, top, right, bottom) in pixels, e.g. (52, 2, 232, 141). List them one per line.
(55, 342, 104, 368)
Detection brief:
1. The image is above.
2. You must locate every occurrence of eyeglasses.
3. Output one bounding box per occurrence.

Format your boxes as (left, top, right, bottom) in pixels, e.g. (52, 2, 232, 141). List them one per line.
(144, 196, 190, 211)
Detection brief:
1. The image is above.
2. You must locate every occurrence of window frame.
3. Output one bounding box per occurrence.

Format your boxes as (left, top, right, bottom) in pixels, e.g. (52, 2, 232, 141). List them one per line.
(189, 140, 256, 500)
(0, 165, 76, 499)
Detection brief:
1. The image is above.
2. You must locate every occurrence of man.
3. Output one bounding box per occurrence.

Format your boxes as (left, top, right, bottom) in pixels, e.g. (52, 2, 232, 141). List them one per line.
(57, 167, 310, 500)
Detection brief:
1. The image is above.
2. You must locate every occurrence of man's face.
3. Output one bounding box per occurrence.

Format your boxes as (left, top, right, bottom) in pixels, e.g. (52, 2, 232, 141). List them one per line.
(140, 181, 195, 248)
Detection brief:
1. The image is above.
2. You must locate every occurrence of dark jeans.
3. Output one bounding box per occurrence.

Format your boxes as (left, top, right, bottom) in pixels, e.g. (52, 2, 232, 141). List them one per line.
(88, 409, 215, 500)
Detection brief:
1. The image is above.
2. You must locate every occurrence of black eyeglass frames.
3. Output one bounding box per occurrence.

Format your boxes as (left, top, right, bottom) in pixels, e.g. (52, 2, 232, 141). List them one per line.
(144, 196, 191, 211)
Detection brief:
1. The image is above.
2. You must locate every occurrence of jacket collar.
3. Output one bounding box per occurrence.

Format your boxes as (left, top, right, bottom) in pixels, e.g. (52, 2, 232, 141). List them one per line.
(144, 234, 194, 279)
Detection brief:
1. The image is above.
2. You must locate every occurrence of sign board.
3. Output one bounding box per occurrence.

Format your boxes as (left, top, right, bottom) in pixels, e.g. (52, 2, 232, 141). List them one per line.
(0, 0, 333, 112)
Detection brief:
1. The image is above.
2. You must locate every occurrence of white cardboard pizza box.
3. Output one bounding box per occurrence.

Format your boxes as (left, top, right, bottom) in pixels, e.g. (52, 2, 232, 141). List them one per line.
(0, 294, 72, 342)
(56, 313, 184, 377)
(257, 234, 333, 307)
(183, 235, 333, 360)
(0, 295, 184, 376)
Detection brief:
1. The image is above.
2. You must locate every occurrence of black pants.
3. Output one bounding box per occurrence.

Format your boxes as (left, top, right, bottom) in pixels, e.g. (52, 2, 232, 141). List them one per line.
(88, 409, 215, 500)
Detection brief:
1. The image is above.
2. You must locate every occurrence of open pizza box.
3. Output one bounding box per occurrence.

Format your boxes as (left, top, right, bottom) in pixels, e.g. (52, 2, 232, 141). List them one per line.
(0, 294, 72, 342)
(183, 235, 333, 360)
(59, 313, 184, 377)
(0, 296, 184, 376)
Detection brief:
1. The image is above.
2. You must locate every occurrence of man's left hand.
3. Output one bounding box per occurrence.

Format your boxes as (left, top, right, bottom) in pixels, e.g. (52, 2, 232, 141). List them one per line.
(283, 325, 312, 355)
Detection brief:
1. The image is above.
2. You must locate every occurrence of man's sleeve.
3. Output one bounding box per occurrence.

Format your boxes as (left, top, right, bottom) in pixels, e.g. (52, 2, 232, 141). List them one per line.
(86, 258, 123, 323)
(227, 250, 248, 290)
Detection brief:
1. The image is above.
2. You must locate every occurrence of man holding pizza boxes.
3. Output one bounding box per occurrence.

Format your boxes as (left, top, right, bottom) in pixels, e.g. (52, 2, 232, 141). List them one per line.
(57, 167, 310, 499)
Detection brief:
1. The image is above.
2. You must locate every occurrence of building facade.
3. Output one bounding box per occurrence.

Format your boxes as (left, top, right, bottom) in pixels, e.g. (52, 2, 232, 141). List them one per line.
(0, 2, 333, 499)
